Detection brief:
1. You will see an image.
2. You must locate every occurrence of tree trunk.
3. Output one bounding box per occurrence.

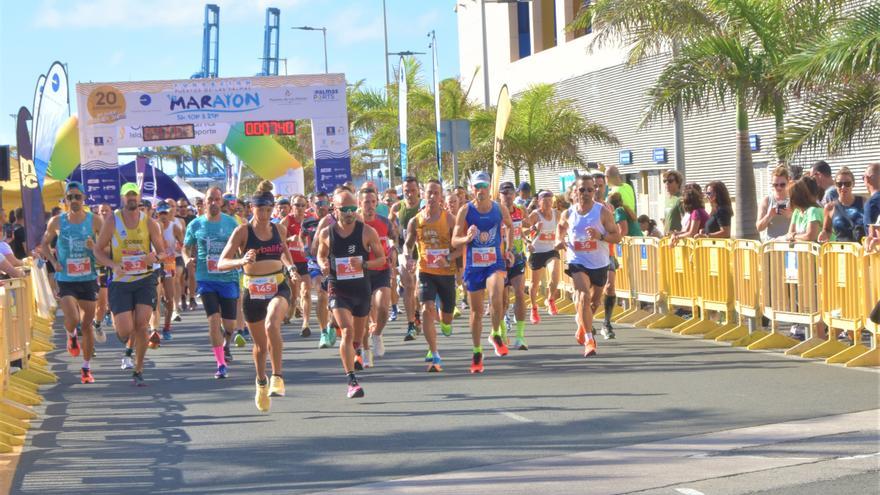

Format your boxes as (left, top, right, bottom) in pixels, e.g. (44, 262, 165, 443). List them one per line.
(735, 92, 758, 240)
(513, 166, 521, 186)
(528, 162, 536, 192)
(772, 95, 785, 162)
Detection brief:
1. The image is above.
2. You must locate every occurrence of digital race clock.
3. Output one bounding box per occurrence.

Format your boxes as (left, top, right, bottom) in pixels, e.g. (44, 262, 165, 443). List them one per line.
(244, 120, 297, 136)
(142, 124, 196, 142)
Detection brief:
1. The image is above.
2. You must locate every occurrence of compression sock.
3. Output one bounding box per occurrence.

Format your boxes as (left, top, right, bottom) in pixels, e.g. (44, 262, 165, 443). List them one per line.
(212, 345, 226, 366)
(516, 320, 525, 339)
(604, 295, 616, 325)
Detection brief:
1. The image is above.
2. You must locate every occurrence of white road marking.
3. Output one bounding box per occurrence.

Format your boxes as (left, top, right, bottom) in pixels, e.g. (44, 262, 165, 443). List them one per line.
(838, 452, 880, 460)
(390, 366, 417, 375)
(498, 410, 534, 423)
(675, 489, 706, 495)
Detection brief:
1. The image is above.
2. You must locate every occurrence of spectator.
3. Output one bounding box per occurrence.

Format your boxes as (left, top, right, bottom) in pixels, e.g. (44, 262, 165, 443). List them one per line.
(820, 167, 864, 242)
(606, 165, 636, 212)
(514, 181, 532, 208)
(10, 207, 26, 259)
(757, 165, 793, 241)
(609, 192, 642, 237)
(698, 181, 733, 239)
(662, 170, 684, 235)
(671, 183, 708, 243)
(864, 163, 880, 242)
(809, 160, 838, 205)
(454, 186, 467, 207)
(638, 215, 663, 238)
(784, 176, 823, 242)
(592, 171, 608, 204)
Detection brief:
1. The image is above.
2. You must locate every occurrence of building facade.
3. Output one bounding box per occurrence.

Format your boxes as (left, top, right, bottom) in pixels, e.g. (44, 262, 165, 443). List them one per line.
(456, 0, 878, 228)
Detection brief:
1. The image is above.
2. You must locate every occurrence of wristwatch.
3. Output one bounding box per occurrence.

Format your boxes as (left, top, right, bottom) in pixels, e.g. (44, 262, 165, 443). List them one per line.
(599, 233, 606, 242)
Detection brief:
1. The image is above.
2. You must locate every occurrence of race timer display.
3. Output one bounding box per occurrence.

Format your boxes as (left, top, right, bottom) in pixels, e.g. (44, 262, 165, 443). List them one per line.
(244, 120, 297, 136)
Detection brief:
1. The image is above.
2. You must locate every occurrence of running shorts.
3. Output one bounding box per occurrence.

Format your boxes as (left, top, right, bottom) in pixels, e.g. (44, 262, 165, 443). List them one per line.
(328, 284, 371, 317)
(505, 259, 526, 287)
(528, 250, 558, 271)
(242, 274, 291, 323)
(57, 280, 99, 302)
(418, 272, 456, 314)
(197, 281, 239, 320)
(109, 275, 158, 314)
(463, 262, 505, 292)
(369, 268, 391, 292)
(565, 263, 609, 288)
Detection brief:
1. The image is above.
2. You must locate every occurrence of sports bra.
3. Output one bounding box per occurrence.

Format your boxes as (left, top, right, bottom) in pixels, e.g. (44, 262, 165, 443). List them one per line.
(245, 223, 285, 262)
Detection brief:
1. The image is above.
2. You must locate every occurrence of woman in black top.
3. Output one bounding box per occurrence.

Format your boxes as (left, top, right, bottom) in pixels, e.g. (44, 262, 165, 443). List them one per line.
(698, 181, 733, 239)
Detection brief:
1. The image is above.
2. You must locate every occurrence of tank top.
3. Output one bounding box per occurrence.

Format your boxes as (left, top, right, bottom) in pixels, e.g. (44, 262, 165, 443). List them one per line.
(285, 214, 307, 263)
(162, 221, 178, 255)
(111, 210, 153, 282)
(465, 202, 503, 270)
(364, 215, 392, 271)
(416, 210, 454, 276)
(532, 209, 558, 253)
(56, 212, 97, 282)
(328, 221, 371, 294)
(507, 205, 525, 255)
(831, 196, 865, 242)
(566, 202, 609, 269)
(245, 223, 285, 262)
(397, 200, 421, 242)
(764, 195, 791, 240)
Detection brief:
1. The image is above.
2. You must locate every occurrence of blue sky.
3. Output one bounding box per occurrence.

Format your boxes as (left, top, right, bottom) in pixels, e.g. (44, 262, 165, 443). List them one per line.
(0, 0, 461, 147)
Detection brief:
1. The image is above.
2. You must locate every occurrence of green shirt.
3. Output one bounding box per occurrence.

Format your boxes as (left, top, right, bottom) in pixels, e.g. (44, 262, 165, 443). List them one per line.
(792, 206, 823, 237)
(615, 207, 643, 237)
(184, 214, 241, 283)
(610, 183, 636, 212)
(664, 194, 683, 233)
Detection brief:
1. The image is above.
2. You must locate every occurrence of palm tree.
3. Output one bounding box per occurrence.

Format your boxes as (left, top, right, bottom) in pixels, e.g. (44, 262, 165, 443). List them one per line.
(502, 84, 618, 187)
(778, 2, 880, 158)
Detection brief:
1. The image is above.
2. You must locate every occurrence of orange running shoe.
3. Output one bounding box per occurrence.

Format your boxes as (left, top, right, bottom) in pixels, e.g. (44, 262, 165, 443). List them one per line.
(530, 305, 540, 324)
(583, 339, 597, 357)
(80, 368, 95, 384)
(575, 326, 586, 345)
(547, 298, 559, 316)
(354, 353, 364, 371)
(147, 330, 162, 349)
(469, 352, 484, 373)
(67, 334, 80, 357)
(488, 334, 509, 357)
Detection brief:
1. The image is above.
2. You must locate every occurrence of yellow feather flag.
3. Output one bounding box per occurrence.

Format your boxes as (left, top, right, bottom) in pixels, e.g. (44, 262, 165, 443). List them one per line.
(491, 85, 512, 199)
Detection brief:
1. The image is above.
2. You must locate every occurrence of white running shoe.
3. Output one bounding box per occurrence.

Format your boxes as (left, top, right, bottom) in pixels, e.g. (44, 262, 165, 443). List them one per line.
(172, 311, 182, 322)
(121, 356, 134, 370)
(372, 334, 385, 357)
(364, 348, 374, 368)
(94, 325, 107, 344)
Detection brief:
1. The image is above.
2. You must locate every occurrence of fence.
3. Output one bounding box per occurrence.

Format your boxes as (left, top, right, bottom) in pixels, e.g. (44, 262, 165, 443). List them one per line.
(0, 259, 57, 453)
(530, 237, 879, 369)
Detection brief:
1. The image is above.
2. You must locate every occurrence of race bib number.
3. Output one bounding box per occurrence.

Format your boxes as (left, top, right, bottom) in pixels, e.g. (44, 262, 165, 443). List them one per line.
(573, 239, 598, 252)
(288, 238, 304, 253)
(538, 231, 555, 242)
(472, 247, 497, 267)
(207, 255, 221, 273)
(425, 249, 449, 269)
(121, 254, 148, 274)
(512, 221, 523, 239)
(247, 277, 278, 300)
(335, 256, 364, 280)
(162, 258, 176, 274)
(66, 257, 92, 276)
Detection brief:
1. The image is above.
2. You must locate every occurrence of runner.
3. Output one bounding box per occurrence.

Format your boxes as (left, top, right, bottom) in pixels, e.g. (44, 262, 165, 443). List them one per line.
(93, 183, 166, 386)
(405, 180, 458, 371)
(313, 197, 339, 349)
(444, 190, 464, 319)
(93, 203, 113, 343)
(177, 198, 198, 311)
(498, 181, 531, 350)
(218, 181, 295, 412)
(280, 194, 313, 338)
(164, 199, 185, 323)
(156, 202, 183, 341)
(359, 187, 396, 367)
(391, 176, 423, 341)
(183, 187, 241, 379)
(527, 190, 560, 324)
(41, 182, 103, 384)
(555, 175, 621, 357)
(316, 189, 386, 398)
(452, 171, 514, 373)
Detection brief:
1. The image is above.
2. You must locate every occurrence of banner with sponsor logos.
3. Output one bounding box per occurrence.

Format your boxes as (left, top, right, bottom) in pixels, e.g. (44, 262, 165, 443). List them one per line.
(32, 62, 70, 188)
(311, 119, 351, 193)
(75, 74, 350, 196)
(16, 107, 48, 252)
(398, 59, 408, 179)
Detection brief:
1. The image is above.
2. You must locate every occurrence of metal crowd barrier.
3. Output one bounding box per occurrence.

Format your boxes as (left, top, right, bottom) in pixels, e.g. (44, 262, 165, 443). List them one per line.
(846, 244, 880, 367)
(728, 240, 767, 346)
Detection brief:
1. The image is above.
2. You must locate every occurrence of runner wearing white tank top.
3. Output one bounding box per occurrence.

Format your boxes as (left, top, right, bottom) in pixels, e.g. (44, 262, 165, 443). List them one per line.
(555, 175, 621, 358)
(526, 191, 561, 323)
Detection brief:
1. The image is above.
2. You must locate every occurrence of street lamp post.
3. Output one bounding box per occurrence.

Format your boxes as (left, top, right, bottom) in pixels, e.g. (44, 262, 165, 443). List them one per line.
(291, 26, 328, 73)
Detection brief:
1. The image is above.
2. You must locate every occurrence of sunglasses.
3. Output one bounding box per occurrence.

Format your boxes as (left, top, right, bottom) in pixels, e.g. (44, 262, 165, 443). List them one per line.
(578, 187, 594, 194)
(474, 183, 489, 189)
(339, 205, 358, 213)
(772, 182, 787, 188)
(836, 181, 853, 188)
(66, 194, 82, 200)
(316, 200, 330, 207)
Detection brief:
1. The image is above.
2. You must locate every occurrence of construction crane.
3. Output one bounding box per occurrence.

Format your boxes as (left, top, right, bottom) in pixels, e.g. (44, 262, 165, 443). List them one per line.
(191, 4, 220, 79)
(260, 8, 281, 76)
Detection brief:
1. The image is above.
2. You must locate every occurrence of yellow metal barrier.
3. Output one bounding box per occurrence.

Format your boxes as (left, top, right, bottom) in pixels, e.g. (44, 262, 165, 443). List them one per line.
(620, 237, 677, 327)
(606, 239, 640, 322)
(727, 240, 767, 346)
(815, 243, 866, 362)
(750, 241, 821, 354)
(655, 238, 700, 332)
(846, 244, 880, 367)
(687, 238, 737, 338)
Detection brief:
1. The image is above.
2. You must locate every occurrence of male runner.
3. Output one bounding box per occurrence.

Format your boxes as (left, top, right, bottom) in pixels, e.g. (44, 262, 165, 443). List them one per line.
(164, 199, 185, 322)
(452, 171, 514, 373)
(556, 175, 621, 357)
(177, 198, 197, 311)
(184, 187, 241, 379)
(41, 181, 103, 383)
(280, 194, 313, 337)
(156, 202, 183, 341)
(391, 176, 422, 341)
(498, 181, 530, 350)
(313, 196, 339, 349)
(360, 187, 396, 367)
(94, 183, 166, 385)
(405, 180, 458, 371)
(527, 190, 561, 323)
(316, 190, 386, 398)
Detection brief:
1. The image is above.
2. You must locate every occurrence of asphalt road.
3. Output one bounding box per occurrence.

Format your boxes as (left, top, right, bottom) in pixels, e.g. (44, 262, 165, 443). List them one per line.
(9, 302, 880, 494)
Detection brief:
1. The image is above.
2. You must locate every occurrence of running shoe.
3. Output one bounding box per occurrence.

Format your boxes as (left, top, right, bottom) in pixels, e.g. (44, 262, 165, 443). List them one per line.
(484, 304, 491, 317)
(364, 349, 374, 369)
(172, 311, 182, 322)
(328, 325, 338, 347)
(583, 339, 597, 358)
(318, 330, 331, 349)
(503, 314, 512, 343)
(452, 306, 462, 319)
(372, 334, 385, 357)
(103, 312, 112, 327)
(147, 330, 161, 349)
(242, 328, 251, 339)
(459, 299, 469, 311)
(283, 317, 291, 326)
(469, 352, 484, 374)
(404, 322, 417, 341)
(214, 364, 228, 379)
(76, 323, 82, 337)
(488, 334, 509, 357)
(414, 313, 422, 334)
(269, 375, 286, 397)
(600, 324, 616, 340)
(575, 326, 586, 345)
(547, 298, 559, 316)
(131, 371, 146, 387)
(223, 344, 234, 362)
(234, 331, 247, 347)
(80, 368, 95, 384)
(121, 356, 134, 370)
(390, 304, 399, 321)
(427, 358, 443, 373)
(300, 327, 311, 338)
(295, 307, 303, 319)
(425, 350, 434, 362)
(67, 333, 80, 357)
(530, 305, 540, 324)
(162, 328, 173, 341)
(347, 382, 365, 399)
(189, 298, 198, 311)
(514, 337, 529, 351)
(354, 353, 364, 371)
(440, 322, 453, 337)
(255, 379, 271, 412)
(94, 323, 107, 344)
